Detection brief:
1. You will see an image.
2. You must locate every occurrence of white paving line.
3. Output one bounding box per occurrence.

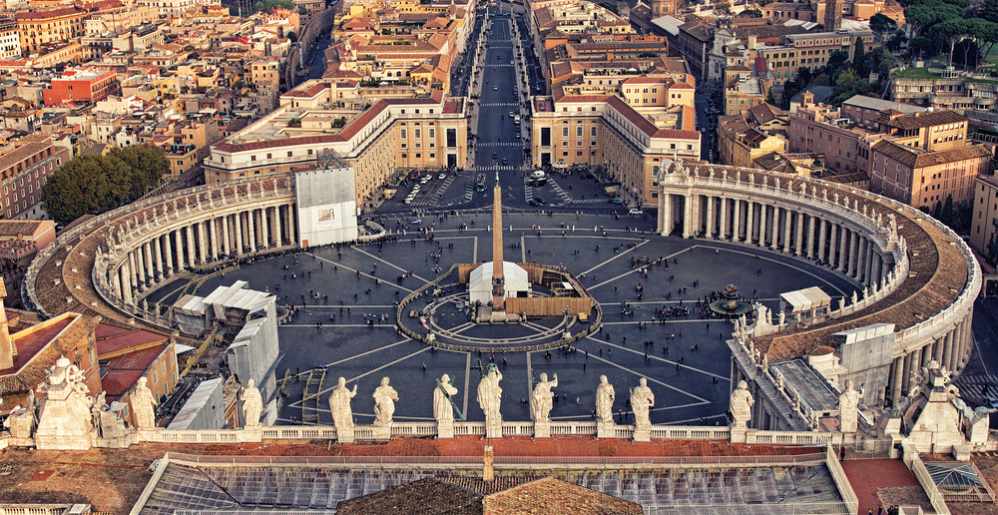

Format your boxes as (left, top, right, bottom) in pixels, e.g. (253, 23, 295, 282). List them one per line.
(283, 324, 395, 328)
(663, 413, 729, 425)
(520, 234, 526, 262)
(473, 236, 479, 263)
(527, 234, 646, 242)
(600, 298, 779, 306)
(700, 244, 847, 296)
(584, 350, 710, 403)
(588, 247, 695, 290)
(463, 353, 471, 418)
(308, 252, 414, 293)
(351, 245, 431, 284)
(319, 347, 432, 396)
(550, 401, 712, 420)
(578, 239, 650, 277)
(588, 335, 730, 383)
(603, 320, 716, 325)
(974, 333, 990, 375)
(319, 337, 413, 369)
(294, 304, 396, 309)
(526, 351, 534, 403)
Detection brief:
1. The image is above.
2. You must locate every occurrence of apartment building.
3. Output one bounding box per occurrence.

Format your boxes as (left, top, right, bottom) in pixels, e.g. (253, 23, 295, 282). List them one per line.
(15, 7, 86, 54)
(970, 174, 998, 263)
(0, 135, 70, 218)
(869, 139, 990, 209)
(0, 17, 21, 59)
(756, 30, 876, 83)
(42, 68, 119, 106)
(717, 104, 789, 169)
(530, 94, 700, 206)
(205, 97, 469, 210)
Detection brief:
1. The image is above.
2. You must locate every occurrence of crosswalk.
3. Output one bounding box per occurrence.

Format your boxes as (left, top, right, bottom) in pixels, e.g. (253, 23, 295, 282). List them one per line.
(475, 164, 524, 172)
(547, 177, 572, 204)
(479, 102, 519, 107)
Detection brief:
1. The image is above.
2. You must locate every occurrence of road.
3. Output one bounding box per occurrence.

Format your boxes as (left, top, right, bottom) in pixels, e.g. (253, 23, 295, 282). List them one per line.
(473, 11, 526, 175)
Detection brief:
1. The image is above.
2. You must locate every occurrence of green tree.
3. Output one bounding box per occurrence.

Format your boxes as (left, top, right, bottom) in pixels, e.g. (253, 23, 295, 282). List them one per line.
(852, 38, 870, 78)
(869, 13, 898, 39)
(42, 146, 167, 225)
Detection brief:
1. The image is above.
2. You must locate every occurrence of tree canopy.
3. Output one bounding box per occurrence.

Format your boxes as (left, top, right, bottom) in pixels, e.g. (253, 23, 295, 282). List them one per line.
(42, 145, 167, 225)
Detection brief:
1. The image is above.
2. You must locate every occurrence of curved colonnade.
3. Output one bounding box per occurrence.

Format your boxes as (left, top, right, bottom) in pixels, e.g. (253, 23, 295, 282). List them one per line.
(25, 178, 298, 327)
(25, 164, 981, 423)
(658, 163, 980, 414)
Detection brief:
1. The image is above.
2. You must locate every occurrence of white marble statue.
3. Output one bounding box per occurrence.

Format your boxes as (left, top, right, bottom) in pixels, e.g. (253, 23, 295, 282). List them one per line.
(372, 376, 399, 427)
(595, 375, 615, 425)
(531, 372, 558, 423)
(241, 378, 263, 429)
(329, 377, 358, 432)
(4, 404, 34, 440)
(35, 356, 96, 450)
(730, 380, 755, 429)
(130, 377, 158, 430)
(629, 377, 655, 429)
(477, 363, 503, 437)
(838, 380, 861, 433)
(434, 374, 459, 423)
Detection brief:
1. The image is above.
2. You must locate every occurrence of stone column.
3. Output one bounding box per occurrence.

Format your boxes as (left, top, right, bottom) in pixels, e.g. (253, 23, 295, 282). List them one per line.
(901, 352, 916, 397)
(771, 206, 780, 250)
(198, 221, 208, 263)
(807, 215, 816, 259)
(163, 232, 174, 277)
(705, 196, 715, 239)
(261, 207, 271, 247)
(661, 194, 674, 236)
(128, 251, 139, 291)
(782, 209, 793, 253)
(153, 237, 163, 281)
(273, 206, 283, 246)
(248, 209, 258, 253)
(114, 265, 124, 300)
(932, 338, 944, 364)
(758, 204, 768, 246)
(847, 231, 859, 278)
(719, 197, 729, 240)
(222, 215, 231, 255)
(943, 329, 955, 371)
(817, 218, 827, 263)
(234, 211, 244, 255)
(143, 242, 154, 285)
(173, 228, 187, 271)
(829, 224, 839, 269)
(732, 198, 741, 242)
(186, 225, 196, 266)
(794, 211, 805, 256)
(891, 357, 904, 406)
(121, 264, 133, 305)
(288, 205, 297, 244)
(745, 201, 755, 243)
(838, 227, 849, 273)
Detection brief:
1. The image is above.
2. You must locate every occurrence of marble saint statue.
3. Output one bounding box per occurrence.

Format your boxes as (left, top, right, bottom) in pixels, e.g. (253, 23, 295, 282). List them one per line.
(531, 372, 558, 422)
(130, 377, 158, 430)
(629, 377, 655, 429)
(595, 375, 615, 424)
(329, 377, 358, 431)
(838, 380, 861, 433)
(241, 378, 263, 429)
(730, 380, 755, 428)
(372, 376, 399, 427)
(434, 374, 459, 423)
(477, 363, 503, 431)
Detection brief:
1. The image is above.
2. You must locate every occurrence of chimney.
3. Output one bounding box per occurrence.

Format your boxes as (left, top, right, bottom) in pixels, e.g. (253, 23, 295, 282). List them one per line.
(483, 445, 495, 482)
(0, 279, 13, 370)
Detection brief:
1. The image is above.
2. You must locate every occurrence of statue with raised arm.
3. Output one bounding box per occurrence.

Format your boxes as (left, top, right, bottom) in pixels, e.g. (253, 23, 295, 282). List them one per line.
(372, 376, 399, 427)
(595, 375, 615, 425)
(241, 378, 263, 429)
(477, 363, 503, 437)
(329, 377, 358, 435)
(531, 372, 558, 423)
(434, 374, 459, 439)
(130, 377, 158, 430)
(730, 380, 755, 429)
(630, 377, 655, 429)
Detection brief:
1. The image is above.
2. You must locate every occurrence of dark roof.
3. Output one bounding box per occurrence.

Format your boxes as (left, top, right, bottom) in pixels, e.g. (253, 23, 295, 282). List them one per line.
(886, 110, 967, 130)
(334, 477, 484, 515)
(484, 477, 644, 515)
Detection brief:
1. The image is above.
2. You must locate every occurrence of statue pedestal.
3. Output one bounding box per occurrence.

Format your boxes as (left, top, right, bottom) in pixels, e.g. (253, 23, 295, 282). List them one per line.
(437, 420, 454, 439)
(597, 421, 616, 439)
(729, 426, 748, 444)
(632, 425, 650, 442)
(485, 419, 502, 439)
(533, 420, 550, 438)
(336, 426, 355, 444)
(371, 424, 391, 441)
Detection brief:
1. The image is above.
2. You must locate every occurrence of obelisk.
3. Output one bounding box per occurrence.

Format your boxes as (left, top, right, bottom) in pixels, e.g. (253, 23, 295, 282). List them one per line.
(491, 175, 505, 310)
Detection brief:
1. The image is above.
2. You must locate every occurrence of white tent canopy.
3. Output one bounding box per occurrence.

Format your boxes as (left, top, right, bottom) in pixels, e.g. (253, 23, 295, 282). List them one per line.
(469, 261, 530, 305)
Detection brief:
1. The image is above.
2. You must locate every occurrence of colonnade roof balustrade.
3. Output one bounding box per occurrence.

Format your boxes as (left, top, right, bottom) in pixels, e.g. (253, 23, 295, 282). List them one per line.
(660, 163, 977, 361)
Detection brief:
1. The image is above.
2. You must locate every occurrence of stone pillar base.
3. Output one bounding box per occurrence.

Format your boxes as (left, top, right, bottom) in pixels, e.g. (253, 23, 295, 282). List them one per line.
(437, 421, 454, 439)
(336, 427, 355, 444)
(239, 427, 264, 443)
(729, 426, 747, 444)
(534, 420, 550, 438)
(372, 425, 391, 441)
(597, 421, 615, 439)
(633, 426, 650, 442)
(485, 420, 502, 439)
